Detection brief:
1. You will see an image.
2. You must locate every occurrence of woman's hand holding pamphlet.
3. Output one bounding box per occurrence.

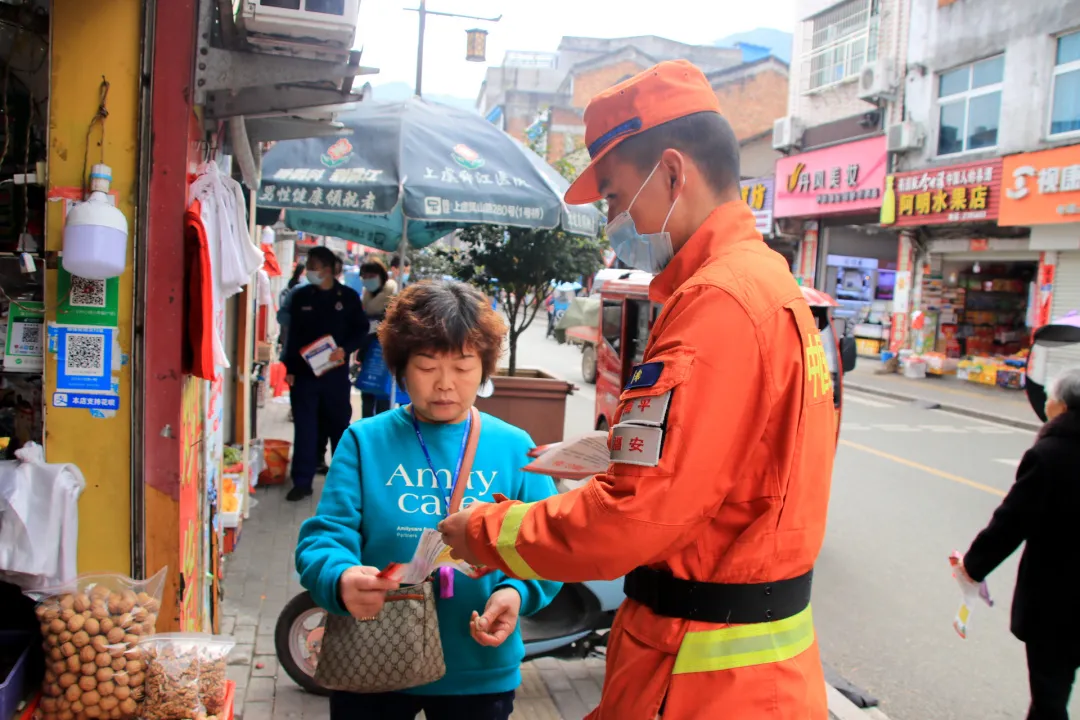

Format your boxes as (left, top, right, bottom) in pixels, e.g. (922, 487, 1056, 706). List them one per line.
(949, 550, 994, 638)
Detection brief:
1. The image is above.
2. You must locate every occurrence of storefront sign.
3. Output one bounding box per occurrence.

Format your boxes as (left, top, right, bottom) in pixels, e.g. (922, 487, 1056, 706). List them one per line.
(970, 238, 990, 251)
(52, 391, 120, 411)
(774, 136, 888, 218)
(1000, 144, 1080, 225)
(881, 159, 1002, 226)
(740, 177, 775, 234)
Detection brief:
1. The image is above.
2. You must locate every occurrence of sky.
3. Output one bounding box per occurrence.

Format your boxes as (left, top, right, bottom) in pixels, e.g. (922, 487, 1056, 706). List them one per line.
(354, 0, 798, 101)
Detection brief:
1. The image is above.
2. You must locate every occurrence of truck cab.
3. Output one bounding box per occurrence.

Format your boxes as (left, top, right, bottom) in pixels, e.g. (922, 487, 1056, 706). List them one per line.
(591, 274, 855, 445)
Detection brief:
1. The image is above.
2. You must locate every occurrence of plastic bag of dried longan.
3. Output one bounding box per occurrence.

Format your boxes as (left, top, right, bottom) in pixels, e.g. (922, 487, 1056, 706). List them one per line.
(137, 634, 235, 720)
(28, 568, 166, 720)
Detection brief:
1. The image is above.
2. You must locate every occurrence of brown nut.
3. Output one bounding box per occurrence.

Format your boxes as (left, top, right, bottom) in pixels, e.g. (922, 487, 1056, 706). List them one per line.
(140, 622, 155, 636)
(72, 631, 91, 649)
(118, 698, 138, 715)
(85, 705, 102, 719)
(73, 594, 91, 613)
(60, 642, 77, 658)
(98, 696, 118, 712)
(59, 673, 78, 689)
(95, 667, 114, 683)
(105, 628, 125, 645)
(49, 647, 64, 662)
(60, 608, 76, 622)
(91, 603, 109, 621)
(50, 619, 67, 635)
(59, 711, 75, 720)
(59, 595, 76, 609)
(128, 672, 144, 688)
(109, 708, 122, 720)
(83, 618, 100, 636)
(65, 656, 81, 673)
(58, 631, 73, 644)
(98, 618, 114, 633)
(82, 691, 101, 707)
(131, 607, 148, 623)
(45, 669, 57, 684)
(91, 636, 109, 654)
(98, 681, 115, 697)
(90, 585, 110, 600)
(70, 701, 84, 714)
(52, 661, 68, 676)
(82, 662, 98, 676)
(78, 676, 97, 691)
(123, 634, 139, 646)
(67, 615, 86, 633)
(124, 660, 143, 675)
(80, 646, 97, 664)
(110, 658, 126, 672)
(96, 653, 112, 668)
(113, 671, 129, 687)
(64, 684, 81, 702)
(40, 698, 58, 713)
(46, 633, 60, 648)
(112, 685, 130, 701)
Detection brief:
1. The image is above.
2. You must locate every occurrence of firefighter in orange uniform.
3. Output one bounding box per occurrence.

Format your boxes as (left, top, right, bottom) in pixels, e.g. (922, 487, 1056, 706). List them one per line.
(439, 59, 836, 719)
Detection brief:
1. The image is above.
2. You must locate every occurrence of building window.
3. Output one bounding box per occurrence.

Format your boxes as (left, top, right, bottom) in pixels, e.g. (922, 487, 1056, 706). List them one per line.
(936, 55, 1004, 156)
(1050, 31, 1080, 136)
(804, 0, 880, 92)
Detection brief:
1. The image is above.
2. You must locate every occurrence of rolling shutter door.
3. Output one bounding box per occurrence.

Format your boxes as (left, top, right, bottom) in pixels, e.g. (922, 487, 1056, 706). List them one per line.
(1046, 251, 1080, 378)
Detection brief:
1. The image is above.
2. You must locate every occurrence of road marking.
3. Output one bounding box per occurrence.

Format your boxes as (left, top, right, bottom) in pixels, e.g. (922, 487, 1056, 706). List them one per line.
(841, 423, 1021, 434)
(839, 439, 1006, 497)
(843, 394, 896, 408)
(994, 459, 1021, 468)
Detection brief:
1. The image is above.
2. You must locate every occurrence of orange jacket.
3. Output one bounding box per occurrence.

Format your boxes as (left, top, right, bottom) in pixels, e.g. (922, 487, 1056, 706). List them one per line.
(466, 201, 835, 718)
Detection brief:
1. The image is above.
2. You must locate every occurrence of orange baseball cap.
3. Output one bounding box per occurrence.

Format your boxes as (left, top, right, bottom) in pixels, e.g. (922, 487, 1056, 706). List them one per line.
(564, 59, 723, 206)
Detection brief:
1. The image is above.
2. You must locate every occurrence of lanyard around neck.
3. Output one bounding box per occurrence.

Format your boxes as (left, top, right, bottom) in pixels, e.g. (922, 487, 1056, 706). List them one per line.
(410, 407, 472, 516)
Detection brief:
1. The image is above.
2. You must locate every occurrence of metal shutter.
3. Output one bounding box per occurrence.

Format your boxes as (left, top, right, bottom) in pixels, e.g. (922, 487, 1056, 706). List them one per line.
(1047, 251, 1080, 379)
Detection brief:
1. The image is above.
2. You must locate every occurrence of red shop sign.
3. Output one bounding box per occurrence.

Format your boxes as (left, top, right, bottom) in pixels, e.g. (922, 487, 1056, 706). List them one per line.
(881, 159, 1003, 227)
(773, 136, 888, 218)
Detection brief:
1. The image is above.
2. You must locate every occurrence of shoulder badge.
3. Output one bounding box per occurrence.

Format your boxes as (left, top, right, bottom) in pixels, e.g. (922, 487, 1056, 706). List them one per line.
(625, 361, 663, 390)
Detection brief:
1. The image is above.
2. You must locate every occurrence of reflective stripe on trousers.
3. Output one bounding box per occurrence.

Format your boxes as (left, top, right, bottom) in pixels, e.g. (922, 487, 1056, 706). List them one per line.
(672, 605, 816, 674)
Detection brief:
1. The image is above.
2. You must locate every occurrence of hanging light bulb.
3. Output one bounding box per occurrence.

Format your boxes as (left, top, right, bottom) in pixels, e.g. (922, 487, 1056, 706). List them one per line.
(973, 262, 981, 275)
(62, 164, 129, 280)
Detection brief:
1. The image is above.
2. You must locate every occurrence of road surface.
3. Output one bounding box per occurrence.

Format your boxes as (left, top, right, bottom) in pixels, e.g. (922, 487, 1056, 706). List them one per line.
(504, 320, 1070, 719)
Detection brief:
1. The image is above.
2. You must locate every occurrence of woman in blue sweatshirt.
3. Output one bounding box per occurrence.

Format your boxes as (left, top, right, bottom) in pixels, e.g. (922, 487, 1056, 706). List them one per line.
(295, 280, 561, 720)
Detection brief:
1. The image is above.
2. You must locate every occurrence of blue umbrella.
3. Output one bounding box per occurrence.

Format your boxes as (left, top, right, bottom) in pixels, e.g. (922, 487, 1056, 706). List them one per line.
(258, 98, 601, 252)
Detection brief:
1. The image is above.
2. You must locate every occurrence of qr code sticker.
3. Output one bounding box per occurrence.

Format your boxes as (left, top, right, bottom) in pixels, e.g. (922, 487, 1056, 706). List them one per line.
(65, 333, 105, 376)
(17, 322, 41, 348)
(70, 276, 107, 308)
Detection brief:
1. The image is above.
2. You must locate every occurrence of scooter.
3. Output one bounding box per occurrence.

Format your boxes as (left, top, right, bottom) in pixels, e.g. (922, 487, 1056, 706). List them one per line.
(275, 478, 625, 695)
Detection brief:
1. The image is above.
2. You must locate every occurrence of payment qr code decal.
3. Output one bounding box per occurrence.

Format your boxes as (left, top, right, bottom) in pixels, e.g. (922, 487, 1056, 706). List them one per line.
(17, 322, 41, 349)
(70, 276, 107, 308)
(64, 333, 106, 375)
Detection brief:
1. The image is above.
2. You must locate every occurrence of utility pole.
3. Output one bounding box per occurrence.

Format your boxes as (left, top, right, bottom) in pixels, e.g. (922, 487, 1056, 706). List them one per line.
(405, 2, 502, 97)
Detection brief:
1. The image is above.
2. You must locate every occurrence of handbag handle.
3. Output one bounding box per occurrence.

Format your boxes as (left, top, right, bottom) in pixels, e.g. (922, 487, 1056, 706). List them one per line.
(447, 406, 481, 515)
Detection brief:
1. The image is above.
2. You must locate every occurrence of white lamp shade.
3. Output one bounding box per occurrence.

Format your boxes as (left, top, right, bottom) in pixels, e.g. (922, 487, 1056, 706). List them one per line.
(61, 194, 129, 280)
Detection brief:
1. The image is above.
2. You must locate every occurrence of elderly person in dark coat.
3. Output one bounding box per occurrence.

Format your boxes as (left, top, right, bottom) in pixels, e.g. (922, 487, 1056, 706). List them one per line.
(961, 367, 1080, 720)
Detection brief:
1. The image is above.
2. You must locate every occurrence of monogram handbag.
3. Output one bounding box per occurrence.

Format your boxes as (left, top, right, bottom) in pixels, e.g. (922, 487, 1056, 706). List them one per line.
(314, 407, 482, 693)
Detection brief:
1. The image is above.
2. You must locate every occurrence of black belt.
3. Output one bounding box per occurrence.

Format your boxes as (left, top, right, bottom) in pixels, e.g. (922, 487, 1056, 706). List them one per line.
(623, 567, 813, 624)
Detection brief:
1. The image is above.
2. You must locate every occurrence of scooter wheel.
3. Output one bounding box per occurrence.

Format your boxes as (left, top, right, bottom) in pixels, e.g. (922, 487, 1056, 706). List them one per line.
(275, 591, 331, 696)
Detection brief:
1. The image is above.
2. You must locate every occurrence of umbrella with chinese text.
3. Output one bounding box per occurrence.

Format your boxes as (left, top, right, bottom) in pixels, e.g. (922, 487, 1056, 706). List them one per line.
(258, 98, 601, 252)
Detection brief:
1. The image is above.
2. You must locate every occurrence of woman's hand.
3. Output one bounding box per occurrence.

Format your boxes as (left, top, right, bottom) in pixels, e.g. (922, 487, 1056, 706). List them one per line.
(330, 348, 346, 363)
(338, 566, 399, 620)
(470, 587, 521, 647)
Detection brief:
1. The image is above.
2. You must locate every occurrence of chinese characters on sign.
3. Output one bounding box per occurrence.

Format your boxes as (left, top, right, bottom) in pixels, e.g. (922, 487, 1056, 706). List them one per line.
(259, 183, 381, 211)
(881, 160, 1002, 227)
(422, 196, 545, 221)
(773, 136, 887, 218)
(1000, 146, 1080, 226)
(739, 177, 775, 235)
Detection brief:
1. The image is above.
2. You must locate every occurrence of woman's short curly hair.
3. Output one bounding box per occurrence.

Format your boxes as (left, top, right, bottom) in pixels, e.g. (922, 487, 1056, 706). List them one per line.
(379, 280, 506, 382)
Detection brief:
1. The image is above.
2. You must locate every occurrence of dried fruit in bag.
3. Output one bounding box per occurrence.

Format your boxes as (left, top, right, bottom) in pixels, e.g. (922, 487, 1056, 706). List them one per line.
(138, 633, 235, 720)
(29, 569, 166, 720)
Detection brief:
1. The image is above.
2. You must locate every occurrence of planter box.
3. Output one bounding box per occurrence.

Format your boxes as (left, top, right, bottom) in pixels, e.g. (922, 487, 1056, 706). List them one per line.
(475, 368, 574, 446)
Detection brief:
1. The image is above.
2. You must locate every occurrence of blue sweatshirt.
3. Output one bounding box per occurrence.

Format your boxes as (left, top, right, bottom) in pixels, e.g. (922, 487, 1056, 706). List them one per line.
(295, 407, 562, 696)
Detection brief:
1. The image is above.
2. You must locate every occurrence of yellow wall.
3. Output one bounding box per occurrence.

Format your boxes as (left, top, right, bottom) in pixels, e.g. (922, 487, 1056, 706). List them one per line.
(46, 0, 142, 573)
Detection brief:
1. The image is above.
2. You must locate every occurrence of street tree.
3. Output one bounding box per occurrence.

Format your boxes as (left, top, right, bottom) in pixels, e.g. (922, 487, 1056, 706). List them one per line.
(446, 225, 604, 375)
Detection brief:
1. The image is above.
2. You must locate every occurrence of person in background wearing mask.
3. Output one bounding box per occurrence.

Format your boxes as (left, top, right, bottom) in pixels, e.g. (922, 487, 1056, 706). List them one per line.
(959, 368, 1080, 720)
(284, 246, 368, 502)
(390, 255, 410, 289)
(438, 60, 835, 719)
(357, 258, 398, 418)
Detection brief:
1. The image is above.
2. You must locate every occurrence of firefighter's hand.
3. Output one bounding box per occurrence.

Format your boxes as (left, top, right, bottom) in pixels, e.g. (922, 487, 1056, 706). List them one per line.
(437, 502, 486, 566)
(285, 374, 295, 386)
(470, 587, 520, 647)
(330, 348, 346, 363)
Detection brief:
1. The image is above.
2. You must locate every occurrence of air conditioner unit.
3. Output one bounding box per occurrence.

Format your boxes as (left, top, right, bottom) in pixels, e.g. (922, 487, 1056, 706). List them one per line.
(772, 115, 804, 151)
(858, 59, 896, 104)
(234, 0, 360, 51)
(886, 121, 925, 153)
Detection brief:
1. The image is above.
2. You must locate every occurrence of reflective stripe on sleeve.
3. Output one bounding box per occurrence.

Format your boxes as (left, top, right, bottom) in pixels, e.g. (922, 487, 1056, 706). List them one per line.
(494, 501, 542, 580)
(672, 605, 816, 675)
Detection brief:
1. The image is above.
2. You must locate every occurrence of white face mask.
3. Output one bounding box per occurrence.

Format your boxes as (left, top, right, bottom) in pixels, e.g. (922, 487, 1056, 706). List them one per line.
(605, 162, 681, 273)
(306, 270, 324, 285)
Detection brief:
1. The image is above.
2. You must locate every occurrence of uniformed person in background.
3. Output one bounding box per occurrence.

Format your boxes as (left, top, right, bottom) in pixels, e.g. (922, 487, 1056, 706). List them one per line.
(284, 246, 368, 502)
(440, 60, 836, 719)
